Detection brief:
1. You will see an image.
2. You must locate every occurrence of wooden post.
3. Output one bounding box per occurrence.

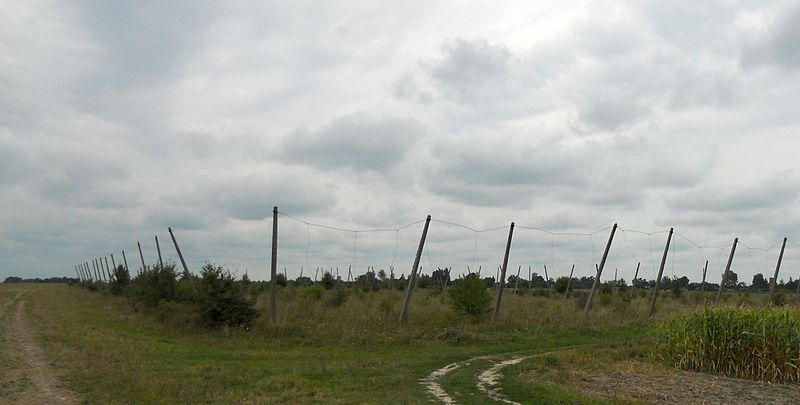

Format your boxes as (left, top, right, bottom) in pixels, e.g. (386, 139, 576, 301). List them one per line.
(648, 228, 674, 317)
(564, 264, 575, 300)
(492, 222, 515, 322)
(614, 268, 618, 284)
(584, 224, 618, 315)
(715, 238, 738, 306)
(700, 260, 708, 293)
(633, 262, 640, 288)
(270, 206, 278, 327)
(138, 242, 146, 274)
(169, 227, 191, 276)
(110, 254, 116, 272)
(314, 267, 319, 282)
(543, 265, 549, 289)
(83, 262, 89, 281)
(769, 238, 788, 304)
(122, 250, 130, 276)
(155, 235, 164, 270)
(513, 265, 521, 292)
(399, 215, 431, 323)
(105, 257, 113, 281)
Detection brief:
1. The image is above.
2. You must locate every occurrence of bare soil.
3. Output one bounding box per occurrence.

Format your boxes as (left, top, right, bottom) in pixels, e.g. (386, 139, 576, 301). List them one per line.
(577, 360, 800, 404)
(0, 289, 80, 404)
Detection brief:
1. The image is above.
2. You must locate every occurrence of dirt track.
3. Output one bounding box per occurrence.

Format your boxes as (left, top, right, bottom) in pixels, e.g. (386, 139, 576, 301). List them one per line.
(0, 289, 79, 404)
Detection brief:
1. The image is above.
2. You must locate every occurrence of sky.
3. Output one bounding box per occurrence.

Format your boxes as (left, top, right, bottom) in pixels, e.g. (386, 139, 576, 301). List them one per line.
(2, 0, 800, 285)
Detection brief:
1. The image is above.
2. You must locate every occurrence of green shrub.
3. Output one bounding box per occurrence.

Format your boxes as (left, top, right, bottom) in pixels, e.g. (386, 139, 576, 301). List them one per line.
(554, 277, 571, 294)
(325, 288, 348, 308)
(303, 285, 325, 301)
(110, 265, 130, 295)
(772, 291, 787, 307)
(662, 306, 800, 383)
(195, 263, 258, 329)
(447, 273, 491, 320)
(128, 264, 178, 307)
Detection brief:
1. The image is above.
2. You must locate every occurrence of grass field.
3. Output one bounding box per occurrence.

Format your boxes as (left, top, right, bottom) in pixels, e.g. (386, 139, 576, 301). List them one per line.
(1, 283, 798, 404)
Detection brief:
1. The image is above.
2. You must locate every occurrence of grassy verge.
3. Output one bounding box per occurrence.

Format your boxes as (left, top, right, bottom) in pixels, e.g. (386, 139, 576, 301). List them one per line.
(20, 284, 663, 403)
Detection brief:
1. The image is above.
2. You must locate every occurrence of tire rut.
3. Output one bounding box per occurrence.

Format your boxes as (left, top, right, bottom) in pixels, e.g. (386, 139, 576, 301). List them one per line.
(0, 288, 80, 404)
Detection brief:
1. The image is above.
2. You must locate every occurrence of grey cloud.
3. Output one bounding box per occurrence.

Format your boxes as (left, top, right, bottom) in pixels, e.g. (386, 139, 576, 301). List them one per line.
(278, 113, 424, 173)
(668, 174, 800, 213)
(575, 94, 651, 133)
(209, 175, 334, 221)
(741, 4, 800, 69)
(429, 39, 516, 103)
(425, 136, 713, 208)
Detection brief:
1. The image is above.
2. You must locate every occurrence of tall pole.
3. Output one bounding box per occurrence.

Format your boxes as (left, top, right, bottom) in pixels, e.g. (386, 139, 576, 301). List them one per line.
(715, 238, 738, 306)
(493, 223, 515, 322)
(648, 228, 674, 317)
(769, 238, 787, 303)
(110, 254, 116, 272)
(105, 257, 113, 281)
(564, 264, 575, 300)
(138, 242, 146, 274)
(270, 206, 279, 326)
(169, 227, 191, 276)
(633, 262, 640, 287)
(584, 224, 618, 315)
(700, 260, 708, 293)
(122, 250, 130, 276)
(155, 235, 164, 271)
(543, 265, 549, 289)
(399, 215, 432, 323)
(85, 262, 91, 281)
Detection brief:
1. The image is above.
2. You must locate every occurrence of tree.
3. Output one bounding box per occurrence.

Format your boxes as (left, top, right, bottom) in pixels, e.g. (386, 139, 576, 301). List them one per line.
(554, 276, 572, 294)
(448, 273, 491, 319)
(751, 273, 769, 291)
(196, 263, 258, 329)
(723, 270, 738, 289)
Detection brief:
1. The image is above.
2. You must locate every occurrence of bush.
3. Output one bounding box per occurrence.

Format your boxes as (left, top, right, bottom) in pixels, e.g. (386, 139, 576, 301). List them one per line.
(110, 265, 130, 295)
(447, 273, 491, 320)
(303, 285, 325, 301)
(128, 264, 178, 307)
(196, 263, 258, 329)
(321, 272, 335, 290)
(554, 277, 571, 294)
(325, 288, 348, 308)
(772, 291, 787, 307)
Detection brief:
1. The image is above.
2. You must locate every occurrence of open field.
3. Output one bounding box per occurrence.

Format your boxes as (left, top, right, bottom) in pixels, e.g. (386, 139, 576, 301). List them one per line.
(2, 282, 800, 403)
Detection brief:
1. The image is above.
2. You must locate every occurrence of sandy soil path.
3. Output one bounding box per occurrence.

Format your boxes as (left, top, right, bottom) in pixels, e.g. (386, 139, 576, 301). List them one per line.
(0, 289, 80, 404)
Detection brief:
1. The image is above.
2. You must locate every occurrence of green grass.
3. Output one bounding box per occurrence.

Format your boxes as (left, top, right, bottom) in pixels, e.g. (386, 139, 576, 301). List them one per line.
(3, 282, 792, 403)
(662, 306, 800, 383)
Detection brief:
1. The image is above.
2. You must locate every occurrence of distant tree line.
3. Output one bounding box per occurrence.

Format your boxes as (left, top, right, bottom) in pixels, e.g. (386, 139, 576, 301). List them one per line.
(3, 276, 78, 284)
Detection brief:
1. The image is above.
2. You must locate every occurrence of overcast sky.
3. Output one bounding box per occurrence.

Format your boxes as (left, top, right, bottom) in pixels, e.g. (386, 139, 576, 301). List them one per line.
(3, 1, 800, 284)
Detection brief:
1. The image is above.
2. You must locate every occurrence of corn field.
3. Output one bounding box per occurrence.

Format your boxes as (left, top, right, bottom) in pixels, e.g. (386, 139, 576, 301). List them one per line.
(662, 306, 800, 383)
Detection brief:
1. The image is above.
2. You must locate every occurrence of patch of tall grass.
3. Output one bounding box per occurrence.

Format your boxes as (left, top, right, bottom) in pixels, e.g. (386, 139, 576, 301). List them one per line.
(662, 306, 800, 383)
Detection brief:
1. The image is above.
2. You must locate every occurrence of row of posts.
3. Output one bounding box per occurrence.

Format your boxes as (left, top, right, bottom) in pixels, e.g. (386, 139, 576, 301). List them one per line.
(73, 228, 192, 283)
(267, 208, 793, 325)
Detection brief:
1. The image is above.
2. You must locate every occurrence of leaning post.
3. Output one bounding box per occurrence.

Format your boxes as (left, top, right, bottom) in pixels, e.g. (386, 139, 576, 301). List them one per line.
(155, 236, 164, 271)
(700, 260, 708, 293)
(492, 222, 515, 322)
(270, 206, 279, 327)
(399, 215, 432, 323)
(715, 238, 738, 306)
(583, 224, 618, 315)
(138, 242, 147, 275)
(564, 264, 575, 300)
(169, 227, 191, 276)
(648, 228, 674, 317)
(769, 237, 788, 304)
(122, 250, 130, 275)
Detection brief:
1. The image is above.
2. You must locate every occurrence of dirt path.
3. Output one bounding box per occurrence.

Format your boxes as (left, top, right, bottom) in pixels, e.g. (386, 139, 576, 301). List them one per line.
(0, 289, 80, 404)
(475, 355, 530, 404)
